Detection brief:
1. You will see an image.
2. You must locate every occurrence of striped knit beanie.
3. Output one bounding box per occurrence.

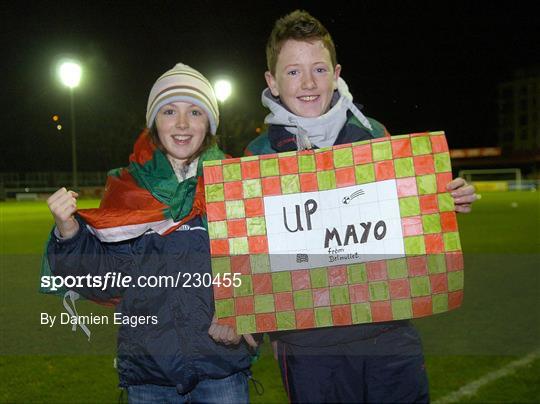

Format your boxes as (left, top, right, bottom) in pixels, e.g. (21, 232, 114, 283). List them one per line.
(146, 63, 219, 135)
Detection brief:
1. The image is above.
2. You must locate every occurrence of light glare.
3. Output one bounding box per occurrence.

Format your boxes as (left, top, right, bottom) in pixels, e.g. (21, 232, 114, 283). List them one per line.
(59, 61, 82, 88)
(214, 80, 232, 103)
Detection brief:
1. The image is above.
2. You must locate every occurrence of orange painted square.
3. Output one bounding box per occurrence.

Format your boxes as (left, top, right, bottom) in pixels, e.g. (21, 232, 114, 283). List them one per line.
(413, 155, 435, 175)
(407, 256, 428, 276)
(217, 316, 236, 329)
(207, 201, 227, 221)
(248, 236, 268, 254)
(419, 195, 439, 214)
(397, 177, 418, 197)
(256, 313, 277, 332)
(300, 173, 319, 192)
(436, 172, 453, 193)
(336, 167, 356, 187)
(315, 151, 334, 170)
(253, 273, 273, 294)
(440, 211, 458, 232)
(292, 270, 311, 290)
(204, 165, 223, 184)
(349, 284, 369, 303)
(430, 274, 448, 294)
(371, 301, 393, 322)
(224, 181, 243, 200)
(391, 138, 412, 158)
(446, 252, 464, 271)
(402, 216, 423, 236)
(412, 296, 433, 317)
(313, 288, 330, 307)
(389, 279, 411, 299)
(430, 135, 448, 153)
(275, 292, 294, 311)
(262, 176, 282, 196)
(235, 296, 254, 315)
(332, 305, 352, 326)
(295, 309, 315, 329)
(375, 160, 395, 181)
(353, 144, 373, 164)
(448, 290, 464, 310)
(213, 284, 233, 299)
(227, 219, 247, 238)
(223, 157, 241, 164)
(367, 261, 388, 281)
(210, 239, 229, 256)
(279, 156, 299, 175)
(245, 198, 264, 217)
(230, 255, 251, 275)
(241, 160, 260, 179)
(328, 266, 348, 286)
(425, 234, 445, 254)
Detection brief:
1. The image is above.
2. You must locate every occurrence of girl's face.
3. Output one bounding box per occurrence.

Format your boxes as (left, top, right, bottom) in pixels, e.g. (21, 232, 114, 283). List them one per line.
(155, 102, 208, 163)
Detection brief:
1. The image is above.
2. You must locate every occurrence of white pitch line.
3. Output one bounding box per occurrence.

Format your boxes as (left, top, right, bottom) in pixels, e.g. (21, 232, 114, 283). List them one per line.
(434, 349, 540, 404)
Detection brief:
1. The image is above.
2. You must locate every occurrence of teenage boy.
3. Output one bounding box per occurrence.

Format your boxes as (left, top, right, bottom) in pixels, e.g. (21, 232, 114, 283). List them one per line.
(245, 10, 476, 403)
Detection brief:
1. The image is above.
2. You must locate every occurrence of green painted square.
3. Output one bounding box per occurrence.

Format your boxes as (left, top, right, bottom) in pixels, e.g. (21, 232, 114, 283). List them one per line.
(298, 154, 316, 172)
(333, 148, 354, 168)
(392, 299, 413, 320)
(226, 200, 245, 219)
(444, 232, 461, 251)
(272, 272, 292, 292)
(411, 136, 432, 155)
(347, 263, 367, 284)
(410, 276, 431, 297)
(243, 179, 262, 198)
(310, 268, 329, 288)
(315, 307, 333, 327)
(237, 315, 256, 334)
(438, 193, 455, 212)
(355, 164, 375, 184)
(372, 141, 392, 161)
(448, 271, 464, 292)
(246, 217, 266, 236)
(399, 196, 420, 217)
(395, 158, 415, 178)
(229, 237, 249, 255)
(422, 214, 442, 234)
(417, 175, 437, 195)
(276, 311, 296, 330)
(388, 258, 408, 279)
(404, 236, 426, 255)
(351, 303, 372, 324)
(330, 286, 350, 305)
(215, 298, 234, 317)
(281, 175, 301, 194)
(255, 294, 275, 313)
(234, 275, 253, 296)
(428, 254, 447, 274)
(432, 294, 449, 314)
(223, 163, 241, 182)
(317, 170, 336, 190)
(203, 160, 222, 167)
(434, 153, 452, 173)
(212, 257, 231, 275)
(369, 281, 389, 301)
(260, 159, 279, 177)
(250, 254, 270, 273)
(293, 290, 313, 309)
(206, 184, 224, 202)
(208, 220, 228, 239)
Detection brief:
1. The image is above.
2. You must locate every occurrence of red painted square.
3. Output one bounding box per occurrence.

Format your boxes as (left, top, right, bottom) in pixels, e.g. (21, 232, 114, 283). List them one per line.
(279, 156, 299, 175)
(349, 284, 369, 303)
(446, 252, 464, 271)
(407, 256, 428, 276)
(328, 266, 348, 286)
(206, 201, 227, 221)
(253, 273, 273, 294)
(230, 255, 251, 275)
(248, 236, 268, 254)
(313, 288, 330, 307)
(295, 309, 315, 329)
(332, 305, 352, 326)
(397, 177, 418, 197)
(353, 144, 373, 164)
(275, 292, 294, 311)
(430, 135, 448, 153)
(223, 157, 241, 165)
(412, 296, 433, 317)
(391, 138, 412, 158)
(419, 195, 439, 214)
(315, 151, 334, 170)
(413, 155, 435, 175)
(436, 172, 453, 193)
(448, 290, 464, 310)
(210, 239, 229, 256)
(213, 283, 233, 299)
(262, 176, 282, 196)
(299, 173, 319, 192)
(430, 273, 448, 294)
(224, 181, 243, 200)
(440, 211, 458, 232)
(245, 198, 265, 217)
(292, 270, 311, 290)
(256, 313, 277, 332)
(425, 234, 445, 254)
(204, 166, 223, 184)
(235, 296, 254, 315)
(227, 219, 247, 238)
(241, 160, 260, 179)
(371, 301, 393, 322)
(402, 216, 423, 236)
(389, 279, 411, 299)
(217, 316, 236, 329)
(367, 261, 388, 281)
(336, 167, 356, 187)
(375, 161, 396, 181)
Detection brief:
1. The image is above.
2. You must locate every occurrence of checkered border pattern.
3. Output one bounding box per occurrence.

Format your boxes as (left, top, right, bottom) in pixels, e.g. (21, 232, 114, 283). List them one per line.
(203, 131, 464, 334)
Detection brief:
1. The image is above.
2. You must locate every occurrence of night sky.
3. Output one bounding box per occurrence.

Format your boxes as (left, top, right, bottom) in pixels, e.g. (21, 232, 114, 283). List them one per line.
(3, 1, 538, 172)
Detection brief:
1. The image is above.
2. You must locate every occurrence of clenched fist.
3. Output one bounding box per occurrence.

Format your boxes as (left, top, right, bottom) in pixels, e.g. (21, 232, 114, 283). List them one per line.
(47, 187, 80, 239)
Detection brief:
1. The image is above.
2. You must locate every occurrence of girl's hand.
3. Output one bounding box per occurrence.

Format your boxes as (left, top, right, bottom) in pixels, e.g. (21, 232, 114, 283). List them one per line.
(47, 187, 80, 239)
(447, 178, 477, 213)
(208, 316, 258, 348)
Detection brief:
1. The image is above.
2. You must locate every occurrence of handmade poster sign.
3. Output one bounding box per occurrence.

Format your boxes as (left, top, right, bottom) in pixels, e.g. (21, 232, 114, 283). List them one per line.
(203, 131, 464, 334)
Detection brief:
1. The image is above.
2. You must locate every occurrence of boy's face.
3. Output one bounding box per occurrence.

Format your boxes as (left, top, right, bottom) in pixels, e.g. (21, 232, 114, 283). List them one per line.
(265, 39, 341, 118)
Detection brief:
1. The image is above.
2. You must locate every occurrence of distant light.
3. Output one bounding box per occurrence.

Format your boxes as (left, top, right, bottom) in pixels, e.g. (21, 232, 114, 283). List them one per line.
(255, 127, 261, 134)
(52, 114, 59, 122)
(214, 80, 232, 103)
(58, 61, 82, 88)
(57, 124, 62, 130)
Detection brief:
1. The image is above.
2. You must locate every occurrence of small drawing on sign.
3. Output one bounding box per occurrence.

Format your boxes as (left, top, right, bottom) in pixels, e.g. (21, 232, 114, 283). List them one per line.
(342, 189, 365, 204)
(296, 254, 309, 263)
